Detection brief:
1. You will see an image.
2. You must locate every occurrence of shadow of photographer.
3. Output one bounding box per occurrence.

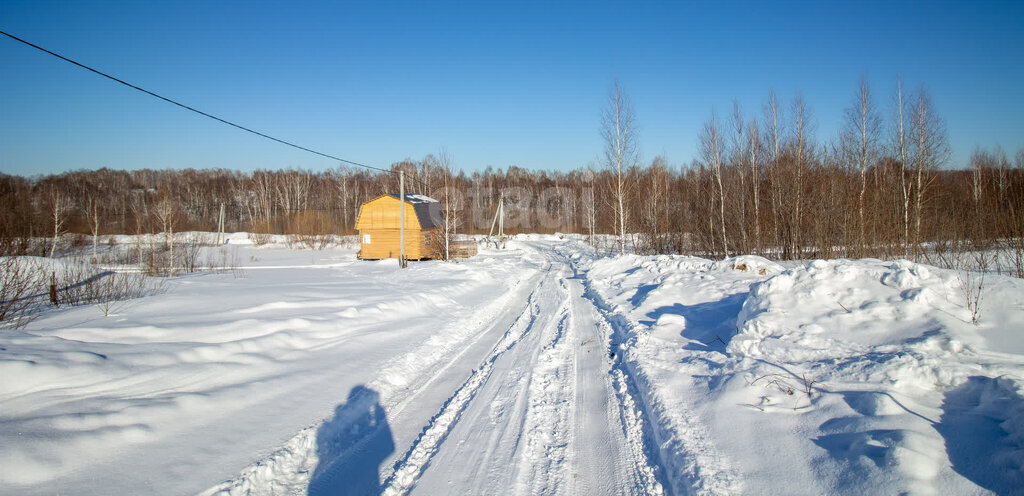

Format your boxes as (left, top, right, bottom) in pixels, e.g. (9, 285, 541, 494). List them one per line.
(308, 385, 394, 496)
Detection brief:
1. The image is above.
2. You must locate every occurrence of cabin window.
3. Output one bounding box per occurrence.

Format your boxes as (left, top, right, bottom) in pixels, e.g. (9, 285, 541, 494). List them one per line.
(363, 234, 371, 244)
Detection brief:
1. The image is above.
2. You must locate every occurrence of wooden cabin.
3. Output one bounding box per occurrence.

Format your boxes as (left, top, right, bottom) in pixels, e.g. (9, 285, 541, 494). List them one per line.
(355, 194, 443, 260)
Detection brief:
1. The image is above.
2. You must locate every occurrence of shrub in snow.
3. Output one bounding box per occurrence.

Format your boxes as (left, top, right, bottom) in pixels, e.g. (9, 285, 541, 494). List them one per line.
(0, 256, 45, 328)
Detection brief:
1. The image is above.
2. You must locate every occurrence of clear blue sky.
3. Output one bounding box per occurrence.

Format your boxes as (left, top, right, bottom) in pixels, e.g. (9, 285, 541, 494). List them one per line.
(1, 0, 1022, 176)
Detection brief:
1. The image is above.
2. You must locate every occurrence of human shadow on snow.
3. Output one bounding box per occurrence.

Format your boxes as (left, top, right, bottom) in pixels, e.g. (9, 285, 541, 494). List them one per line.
(935, 376, 1024, 495)
(307, 385, 394, 496)
(642, 292, 748, 352)
(629, 283, 660, 307)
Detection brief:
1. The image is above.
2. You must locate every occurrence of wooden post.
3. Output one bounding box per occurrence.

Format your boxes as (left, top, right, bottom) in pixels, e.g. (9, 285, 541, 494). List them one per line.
(49, 271, 58, 306)
(217, 203, 225, 245)
(399, 170, 406, 268)
(498, 194, 504, 246)
(487, 193, 506, 250)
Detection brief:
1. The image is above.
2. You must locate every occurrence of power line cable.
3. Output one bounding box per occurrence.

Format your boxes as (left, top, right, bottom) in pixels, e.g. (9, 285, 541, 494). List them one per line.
(1, 30, 448, 195)
(0, 29, 392, 174)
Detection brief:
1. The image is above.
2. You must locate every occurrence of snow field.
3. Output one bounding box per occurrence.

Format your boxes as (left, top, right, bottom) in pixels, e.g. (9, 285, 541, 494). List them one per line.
(5, 234, 1024, 495)
(2, 241, 535, 495)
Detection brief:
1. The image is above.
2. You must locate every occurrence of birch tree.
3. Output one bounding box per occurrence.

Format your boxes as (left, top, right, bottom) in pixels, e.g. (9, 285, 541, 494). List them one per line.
(841, 76, 881, 257)
(88, 196, 103, 263)
(47, 187, 66, 258)
(763, 90, 784, 253)
(789, 93, 813, 259)
(730, 102, 748, 254)
(438, 149, 455, 260)
(154, 196, 177, 275)
(583, 167, 596, 244)
(748, 118, 763, 255)
(892, 77, 912, 258)
(601, 81, 639, 255)
(700, 111, 729, 257)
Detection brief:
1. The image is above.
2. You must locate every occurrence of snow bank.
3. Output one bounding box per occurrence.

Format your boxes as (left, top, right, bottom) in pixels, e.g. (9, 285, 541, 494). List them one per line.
(586, 253, 1024, 495)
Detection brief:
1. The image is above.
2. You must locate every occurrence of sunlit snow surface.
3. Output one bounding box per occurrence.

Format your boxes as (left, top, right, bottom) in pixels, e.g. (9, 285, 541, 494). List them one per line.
(2, 234, 1022, 495)
(589, 251, 1024, 495)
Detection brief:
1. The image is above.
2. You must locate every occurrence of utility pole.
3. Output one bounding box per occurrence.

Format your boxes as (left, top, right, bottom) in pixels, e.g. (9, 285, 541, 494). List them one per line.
(217, 203, 225, 245)
(399, 170, 406, 268)
(488, 192, 506, 249)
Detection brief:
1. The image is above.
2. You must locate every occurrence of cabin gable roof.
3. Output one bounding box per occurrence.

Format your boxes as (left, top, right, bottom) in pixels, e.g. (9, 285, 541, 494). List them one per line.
(355, 193, 443, 230)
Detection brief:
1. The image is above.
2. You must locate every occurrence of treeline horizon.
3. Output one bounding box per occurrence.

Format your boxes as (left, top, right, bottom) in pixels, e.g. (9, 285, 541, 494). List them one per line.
(2, 79, 1023, 276)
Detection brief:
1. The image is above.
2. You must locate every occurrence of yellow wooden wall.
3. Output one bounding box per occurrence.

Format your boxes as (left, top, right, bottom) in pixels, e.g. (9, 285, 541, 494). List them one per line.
(359, 228, 439, 260)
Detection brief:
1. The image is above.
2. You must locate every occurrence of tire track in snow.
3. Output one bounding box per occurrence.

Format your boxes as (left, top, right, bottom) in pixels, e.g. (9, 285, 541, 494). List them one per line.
(512, 273, 575, 494)
(203, 241, 714, 495)
(512, 246, 667, 496)
(577, 255, 742, 496)
(380, 271, 553, 495)
(571, 265, 667, 495)
(200, 257, 548, 496)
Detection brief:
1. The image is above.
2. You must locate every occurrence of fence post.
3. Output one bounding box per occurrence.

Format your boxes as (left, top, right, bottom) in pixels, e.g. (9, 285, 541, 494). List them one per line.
(49, 271, 58, 306)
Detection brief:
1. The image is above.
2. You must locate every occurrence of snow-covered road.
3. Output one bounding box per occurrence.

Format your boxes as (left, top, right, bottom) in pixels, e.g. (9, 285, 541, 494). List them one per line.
(204, 240, 667, 495)
(389, 245, 663, 495)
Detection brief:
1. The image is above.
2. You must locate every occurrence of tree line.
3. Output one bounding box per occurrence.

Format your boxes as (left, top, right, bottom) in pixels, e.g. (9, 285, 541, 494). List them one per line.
(1, 78, 1022, 275)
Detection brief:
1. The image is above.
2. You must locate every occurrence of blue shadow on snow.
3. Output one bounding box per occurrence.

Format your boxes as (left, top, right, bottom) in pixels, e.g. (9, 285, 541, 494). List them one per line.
(307, 385, 394, 496)
(641, 292, 748, 352)
(629, 283, 660, 307)
(935, 376, 1024, 495)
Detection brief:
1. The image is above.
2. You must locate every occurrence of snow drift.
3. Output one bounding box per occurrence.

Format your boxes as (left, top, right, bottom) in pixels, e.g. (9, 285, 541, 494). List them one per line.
(587, 253, 1024, 495)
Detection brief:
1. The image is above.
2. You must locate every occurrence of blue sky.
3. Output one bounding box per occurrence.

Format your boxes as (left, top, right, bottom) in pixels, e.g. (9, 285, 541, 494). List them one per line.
(1, 0, 1022, 176)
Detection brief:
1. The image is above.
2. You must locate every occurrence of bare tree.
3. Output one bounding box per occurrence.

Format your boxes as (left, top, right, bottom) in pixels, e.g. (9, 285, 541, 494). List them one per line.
(1010, 148, 1024, 277)
(789, 93, 813, 259)
(601, 81, 639, 255)
(251, 171, 275, 226)
(763, 90, 784, 254)
(88, 196, 103, 263)
(748, 117, 763, 255)
(700, 111, 729, 257)
(47, 187, 66, 258)
(841, 76, 881, 257)
(438, 149, 455, 260)
(154, 196, 177, 276)
(129, 195, 148, 268)
(730, 101, 748, 254)
(909, 85, 950, 257)
(583, 167, 596, 244)
(638, 156, 671, 254)
(891, 77, 913, 258)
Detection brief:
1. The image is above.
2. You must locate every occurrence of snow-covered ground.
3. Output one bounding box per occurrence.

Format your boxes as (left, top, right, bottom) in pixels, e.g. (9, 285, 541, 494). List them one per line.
(2, 235, 1023, 495)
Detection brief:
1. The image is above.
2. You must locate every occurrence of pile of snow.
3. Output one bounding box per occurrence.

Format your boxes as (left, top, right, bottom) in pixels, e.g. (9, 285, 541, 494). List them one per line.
(586, 254, 1024, 495)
